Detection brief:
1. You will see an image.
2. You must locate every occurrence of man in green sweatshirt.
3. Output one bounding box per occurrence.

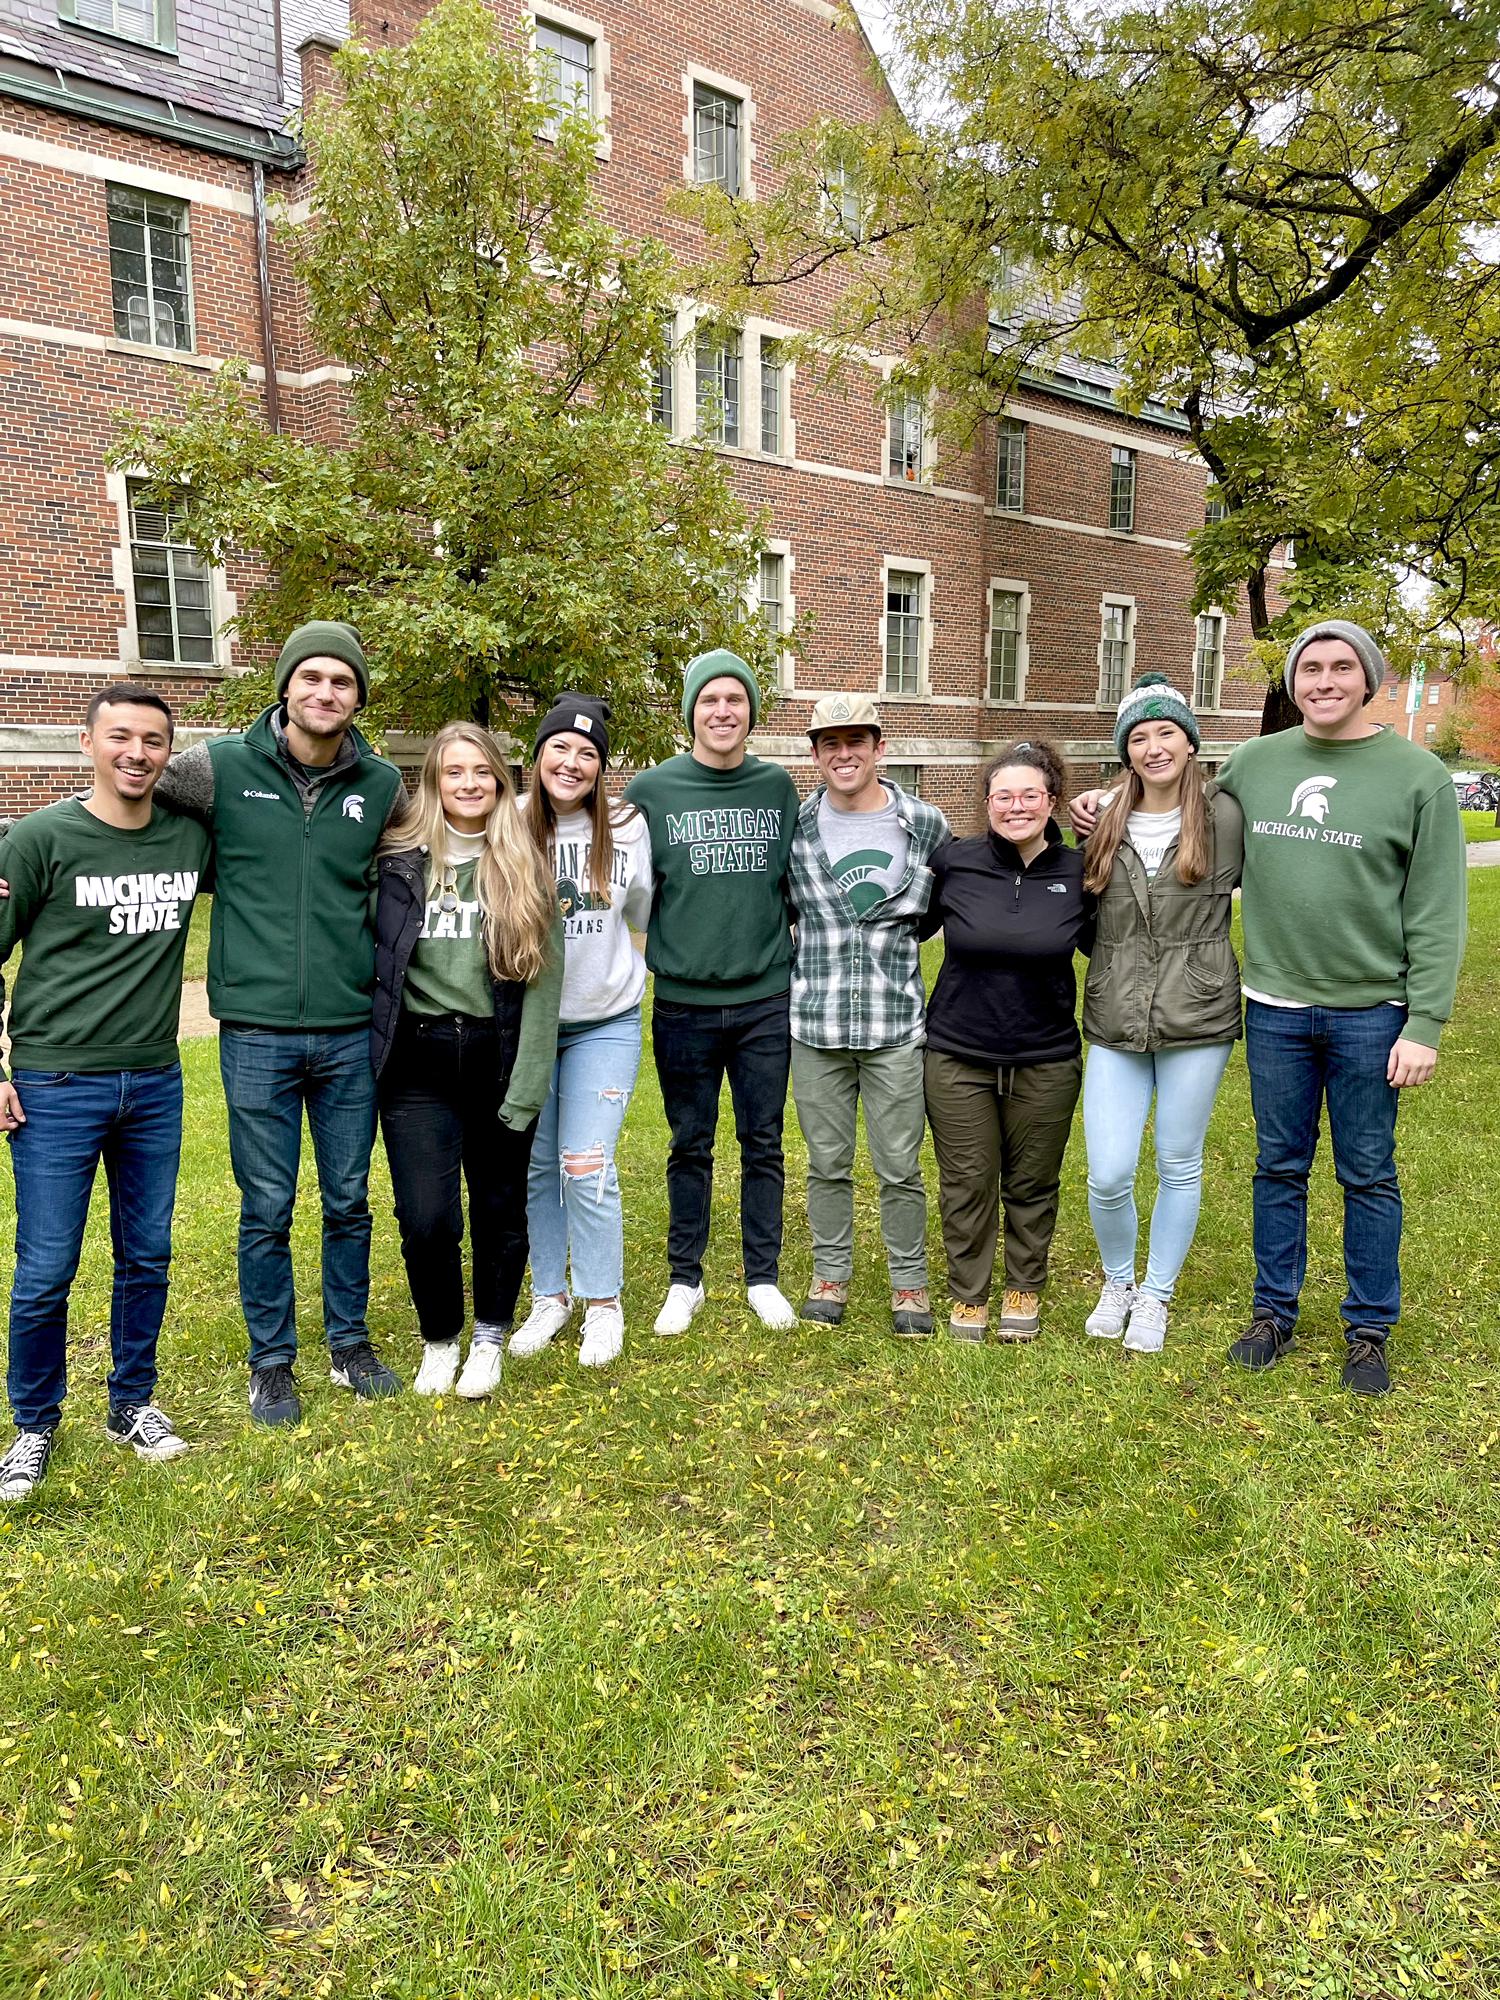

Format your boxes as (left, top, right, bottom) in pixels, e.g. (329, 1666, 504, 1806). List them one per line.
(1077, 617, 1465, 1395)
(154, 622, 407, 1428)
(625, 651, 800, 1337)
(0, 687, 210, 1503)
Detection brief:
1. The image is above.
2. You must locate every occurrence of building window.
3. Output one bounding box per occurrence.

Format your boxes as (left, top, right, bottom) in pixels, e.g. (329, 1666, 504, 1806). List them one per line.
(883, 762, 920, 797)
(649, 317, 675, 431)
(1427, 685, 1440, 705)
(60, 0, 175, 51)
(995, 418, 1026, 512)
(757, 551, 786, 641)
(695, 325, 741, 446)
(1109, 445, 1136, 532)
(1193, 611, 1225, 710)
(535, 19, 594, 131)
(107, 186, 193, 351)
(1386, 681, 1399, 702)
(988, 586, 1027, 703)
(884, 568, 926, 695)
(759, 337, 786, 456)
(128, 483, 214, 665)
(1204, 491, 1228, 525)
(888, 393, 926, 482)
(1097, 598, 1135, 706)
(692, 83, 742, 194)
(826, 161, 863, 238)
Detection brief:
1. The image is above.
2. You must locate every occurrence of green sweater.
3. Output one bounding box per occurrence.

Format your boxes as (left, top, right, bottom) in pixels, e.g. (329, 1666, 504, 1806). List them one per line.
(0, 799, 211, 1076)
(1216, 726, 1466, 1047)
(624, 753, 799, 1004)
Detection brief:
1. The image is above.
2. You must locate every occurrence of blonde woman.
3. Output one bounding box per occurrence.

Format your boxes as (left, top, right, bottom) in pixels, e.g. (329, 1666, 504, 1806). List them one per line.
(373, 724, 563, 1399)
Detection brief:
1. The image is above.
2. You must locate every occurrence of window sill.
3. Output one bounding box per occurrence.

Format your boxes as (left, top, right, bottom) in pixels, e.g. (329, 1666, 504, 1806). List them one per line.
(106, 337, 209, 368)
(884, 473, 933, 493)
(876, 690, 933, 704)
(59, 17, 177, 57)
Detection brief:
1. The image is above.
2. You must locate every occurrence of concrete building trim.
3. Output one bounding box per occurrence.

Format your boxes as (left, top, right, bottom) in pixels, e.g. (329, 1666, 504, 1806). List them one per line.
(981, 574, 1031, 708)
(680, 60, 757, 202)
(877, 554, 933, 700)
(107, 464, 238, 674)
(526, 2, 613, 159)
(0, 121, 258, 208)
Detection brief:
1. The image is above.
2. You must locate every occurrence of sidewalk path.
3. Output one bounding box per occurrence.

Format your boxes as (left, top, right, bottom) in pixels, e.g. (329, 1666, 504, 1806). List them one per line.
(1467, 842, 1500, 868)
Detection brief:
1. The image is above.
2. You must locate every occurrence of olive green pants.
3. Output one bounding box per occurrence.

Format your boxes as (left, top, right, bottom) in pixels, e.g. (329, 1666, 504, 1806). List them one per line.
(923, 1048, 1082, 1303)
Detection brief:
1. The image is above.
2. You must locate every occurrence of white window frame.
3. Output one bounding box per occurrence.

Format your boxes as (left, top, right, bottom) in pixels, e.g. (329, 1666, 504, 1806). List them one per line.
(757, 332, 790, 458)
(683, 65, 756, 199)
(886, 383, 932, 484)
(648, 309, 679, 435)
(880, 557, 932, 698)
(1108, 445, 1137, 533)
(755, 538, 795, 688)
(106, 182, 194, 353)
(985, 578, 1030, 705)
(1193, 608, 1226, 712)
(1097, 593, 1136, 708)
(824, 159, 863, 239)
(108, 468, 233, 673)
(60, 0, 175, 53)
(995, 417, 1026, 513)
(530, 7, 612, 157)
(693, 319, 743, 448)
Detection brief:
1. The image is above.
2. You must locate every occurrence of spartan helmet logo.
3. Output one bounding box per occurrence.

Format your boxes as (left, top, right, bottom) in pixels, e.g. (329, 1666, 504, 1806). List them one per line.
(1289, 775, 1336, 823)
(342, 793, 366, 822)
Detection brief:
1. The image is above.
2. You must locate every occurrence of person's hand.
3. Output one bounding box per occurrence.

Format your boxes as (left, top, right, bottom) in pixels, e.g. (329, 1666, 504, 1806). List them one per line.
(1069, 789, 1107, 836)
(1388, 1038, 1437, 1088)
(0, 877, 10, 899)
(0, 1082, 24, 1130)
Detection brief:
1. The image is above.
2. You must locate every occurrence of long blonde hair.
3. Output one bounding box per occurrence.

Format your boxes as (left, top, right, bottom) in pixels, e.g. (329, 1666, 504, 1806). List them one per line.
(1082, 742, 1211, 894)
(382, 722, 555, 983)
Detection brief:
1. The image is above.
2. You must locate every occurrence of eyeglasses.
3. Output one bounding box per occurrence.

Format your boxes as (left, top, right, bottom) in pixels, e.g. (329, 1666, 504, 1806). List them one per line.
(988, 790, 1047, 810)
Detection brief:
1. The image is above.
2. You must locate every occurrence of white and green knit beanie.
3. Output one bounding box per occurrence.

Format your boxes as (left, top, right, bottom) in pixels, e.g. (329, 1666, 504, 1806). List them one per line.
(1113, 672, 1200, 761)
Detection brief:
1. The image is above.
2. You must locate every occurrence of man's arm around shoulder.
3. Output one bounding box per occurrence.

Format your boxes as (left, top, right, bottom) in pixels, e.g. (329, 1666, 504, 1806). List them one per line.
(152, 741, 216, 821)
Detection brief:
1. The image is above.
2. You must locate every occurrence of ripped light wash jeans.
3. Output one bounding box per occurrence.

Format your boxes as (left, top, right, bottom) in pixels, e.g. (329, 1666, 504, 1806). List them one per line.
(525, 1006, 642, 1301)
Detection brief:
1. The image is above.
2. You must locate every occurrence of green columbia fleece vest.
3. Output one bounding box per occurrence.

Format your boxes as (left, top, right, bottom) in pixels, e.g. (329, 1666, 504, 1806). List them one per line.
(205, 709, 403, 1030)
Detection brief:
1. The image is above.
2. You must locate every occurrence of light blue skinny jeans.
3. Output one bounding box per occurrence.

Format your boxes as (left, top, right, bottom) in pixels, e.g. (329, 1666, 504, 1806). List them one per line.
(525, 1006, 642, 1301)
(1083, 1041, 1235, 1303)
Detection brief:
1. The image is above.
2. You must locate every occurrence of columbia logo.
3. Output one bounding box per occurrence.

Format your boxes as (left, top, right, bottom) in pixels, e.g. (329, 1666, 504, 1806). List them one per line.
(242, 788, 281, 801)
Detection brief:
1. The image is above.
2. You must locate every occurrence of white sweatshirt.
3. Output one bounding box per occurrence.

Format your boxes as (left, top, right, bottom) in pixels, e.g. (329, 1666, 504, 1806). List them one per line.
(521, 799, 654, 1024)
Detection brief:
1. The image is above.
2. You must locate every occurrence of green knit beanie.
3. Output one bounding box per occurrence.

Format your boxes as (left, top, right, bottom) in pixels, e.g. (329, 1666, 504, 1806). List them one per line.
(681, 649, 760, 730)
(1113, 671, 1200, 760)
(275, 621, 370, 705)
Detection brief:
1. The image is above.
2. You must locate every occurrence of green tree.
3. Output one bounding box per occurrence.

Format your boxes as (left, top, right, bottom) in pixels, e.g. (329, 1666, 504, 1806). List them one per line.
(693, 0, 1500, 727)
(115, 0, 775, 760)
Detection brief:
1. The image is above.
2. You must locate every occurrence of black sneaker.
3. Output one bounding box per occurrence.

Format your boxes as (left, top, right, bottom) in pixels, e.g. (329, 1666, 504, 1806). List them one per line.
(106, 1403, 190, 1461)
(1228, 1314, 1295, 1371)
(249, 1363, 302, 1428)
(329, 1341, 402, 1400)
(0, 1427, 55, 1502)
(1342, 1332, 1391, 1397)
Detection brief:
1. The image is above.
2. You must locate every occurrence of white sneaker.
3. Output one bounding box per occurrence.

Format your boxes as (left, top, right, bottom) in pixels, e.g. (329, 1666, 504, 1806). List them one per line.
(455, 1337, 505, 1399)
(579, 1301, 624, 1369)
(653, 1283, 705, 1337)
(1123, 1294, 1168, 1354)
(413, 1341, 460, 1397)
(747, 1283, 797, 1330)
(1085, 1278, 1136, 1341)
(508, 1294, 573, 1358)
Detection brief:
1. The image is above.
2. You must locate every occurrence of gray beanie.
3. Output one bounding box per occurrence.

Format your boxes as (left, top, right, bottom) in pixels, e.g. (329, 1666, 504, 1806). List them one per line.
(1284, 619, 1386, 702)
(1113, 672, 1200, 761)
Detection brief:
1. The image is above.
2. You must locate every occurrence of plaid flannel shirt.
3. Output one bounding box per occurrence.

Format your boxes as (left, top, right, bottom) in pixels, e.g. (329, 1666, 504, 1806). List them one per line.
(788, 783, 950, 1050)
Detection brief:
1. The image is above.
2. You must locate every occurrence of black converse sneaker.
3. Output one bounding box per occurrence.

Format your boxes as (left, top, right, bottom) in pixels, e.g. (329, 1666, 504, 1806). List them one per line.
(1228, 1314, 1295, 1371)
(105, 1403, 190, 1461)
(1, 1427, 56, 1502)
(249, 1363, 302, 1428)
(328, 1341, 402, 1399)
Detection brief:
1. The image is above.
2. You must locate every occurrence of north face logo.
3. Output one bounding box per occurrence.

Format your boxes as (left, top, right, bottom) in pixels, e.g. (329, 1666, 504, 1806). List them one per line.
(342, 794, 366, 822)
(1290, 775, 1336, 823)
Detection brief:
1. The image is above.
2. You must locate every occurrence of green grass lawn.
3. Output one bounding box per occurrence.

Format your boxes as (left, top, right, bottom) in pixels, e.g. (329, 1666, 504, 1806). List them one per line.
(1462, 809, 1500, 844)
(4, 882, 1498, 1998)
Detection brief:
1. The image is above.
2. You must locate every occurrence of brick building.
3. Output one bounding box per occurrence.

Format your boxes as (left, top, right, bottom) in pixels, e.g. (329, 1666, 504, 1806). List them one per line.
(0, 0, 1271, 815)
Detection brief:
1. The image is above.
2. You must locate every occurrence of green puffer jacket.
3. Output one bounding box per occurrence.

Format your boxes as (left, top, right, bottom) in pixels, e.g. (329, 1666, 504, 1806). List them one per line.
(1082, 786, 1244, 1052)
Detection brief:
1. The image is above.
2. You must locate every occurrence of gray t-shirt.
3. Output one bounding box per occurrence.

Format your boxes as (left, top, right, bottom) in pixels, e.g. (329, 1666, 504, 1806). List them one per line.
(817, 785, 910, 915)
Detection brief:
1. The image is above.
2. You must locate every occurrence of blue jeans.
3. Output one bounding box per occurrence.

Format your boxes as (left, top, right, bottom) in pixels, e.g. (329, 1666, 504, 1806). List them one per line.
(7, 1064, 183, 1431)
(651, 992, 791, 1289)
(219, 1027, 378, 1371)
(1084, 1041, 1234, 1303)
(1245, 1001, 1404, 1340)
(527, 1007, 642, 1301)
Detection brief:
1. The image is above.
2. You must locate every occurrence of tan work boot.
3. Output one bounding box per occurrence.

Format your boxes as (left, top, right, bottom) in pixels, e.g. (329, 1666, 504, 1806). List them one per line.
(995, 1289, 1041, 1342)
(948, 1300, 988, 1342)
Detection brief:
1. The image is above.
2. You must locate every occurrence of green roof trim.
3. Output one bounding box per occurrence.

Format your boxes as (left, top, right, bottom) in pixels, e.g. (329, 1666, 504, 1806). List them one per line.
(0, 53, 300, 167)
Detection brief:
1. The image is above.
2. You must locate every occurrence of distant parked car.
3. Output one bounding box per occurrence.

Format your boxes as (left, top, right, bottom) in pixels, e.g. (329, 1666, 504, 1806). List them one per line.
(1453, 772, 1500, 811)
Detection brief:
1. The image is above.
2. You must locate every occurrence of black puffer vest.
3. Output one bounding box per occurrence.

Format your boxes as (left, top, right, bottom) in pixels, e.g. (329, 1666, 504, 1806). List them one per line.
(370, 848, 525, 1079)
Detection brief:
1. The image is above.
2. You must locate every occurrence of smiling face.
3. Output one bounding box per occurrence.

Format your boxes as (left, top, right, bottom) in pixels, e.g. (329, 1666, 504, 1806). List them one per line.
(81, 699, 173, 805)
(537, 730, 602, 813)
(812, 726, 885, 804)
(437, 741, 499, 833)
(1293, 640, 1371, 739)
(986, 763, 1054, 849)
(691, 675, 752, 764)
(1126, 718, 1194, 793)
(284, 656, 361, 741)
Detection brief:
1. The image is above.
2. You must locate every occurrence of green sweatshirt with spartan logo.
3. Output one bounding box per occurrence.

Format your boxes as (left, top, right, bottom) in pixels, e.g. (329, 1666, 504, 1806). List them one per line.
(625, 752, 799, 1005)
(0, 798, 211, 1076)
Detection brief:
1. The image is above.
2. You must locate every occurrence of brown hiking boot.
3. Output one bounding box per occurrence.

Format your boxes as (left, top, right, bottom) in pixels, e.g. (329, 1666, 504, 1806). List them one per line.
(801, 1277, 849, 1326)
(891, 1287, 934, 1339)
(995, 1290, 1040, 1342)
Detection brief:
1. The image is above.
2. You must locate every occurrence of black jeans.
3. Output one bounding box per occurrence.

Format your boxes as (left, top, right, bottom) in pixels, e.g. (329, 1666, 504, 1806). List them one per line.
(651, 992, 791, 1289)
(378, 1013, 536, 1343)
